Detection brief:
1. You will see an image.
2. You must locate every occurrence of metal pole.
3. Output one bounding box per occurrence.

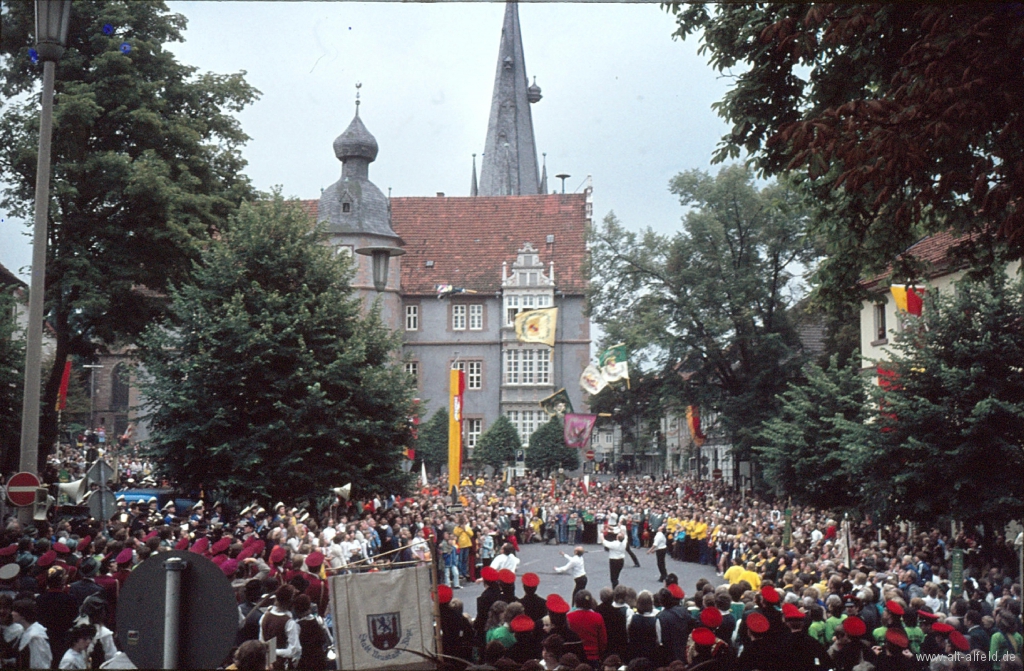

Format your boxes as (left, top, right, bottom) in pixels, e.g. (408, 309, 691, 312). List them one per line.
(19, 58, 57, 475)
(163, 557, 187, 669)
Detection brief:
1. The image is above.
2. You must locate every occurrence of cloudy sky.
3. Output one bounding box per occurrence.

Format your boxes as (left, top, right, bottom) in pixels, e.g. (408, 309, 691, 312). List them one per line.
(1, 1, 735, 279)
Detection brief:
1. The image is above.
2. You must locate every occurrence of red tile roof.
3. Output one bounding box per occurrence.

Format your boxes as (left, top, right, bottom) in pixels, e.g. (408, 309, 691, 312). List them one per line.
(301, 194, 589, 296)
(861, 230, 973, 290)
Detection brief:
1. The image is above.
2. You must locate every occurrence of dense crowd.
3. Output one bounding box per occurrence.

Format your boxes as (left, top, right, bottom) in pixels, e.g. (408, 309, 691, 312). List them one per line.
(0, 451, 1021, 670)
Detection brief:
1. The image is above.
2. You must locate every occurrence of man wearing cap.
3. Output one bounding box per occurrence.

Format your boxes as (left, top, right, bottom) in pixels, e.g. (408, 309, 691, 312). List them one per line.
(735, 611, 781, 671)
(474, 566, 503, 647)
(828, 616, 874, 671)
(656, 585, 692, 665)
(872, 600, 905, 644)
(874, 628, 916, 671)
(554, 547, 587, 603)
(519, 573, 546, 623)
(781, 602, 830, 671)
(437, 585, 473, 664)
(67, 558, 104, 610)
(303, 552, 328, 614)
(688, 620, 734, 670)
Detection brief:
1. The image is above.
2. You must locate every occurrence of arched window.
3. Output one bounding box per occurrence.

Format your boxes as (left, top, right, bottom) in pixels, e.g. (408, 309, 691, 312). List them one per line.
(111, 363, 130, 412)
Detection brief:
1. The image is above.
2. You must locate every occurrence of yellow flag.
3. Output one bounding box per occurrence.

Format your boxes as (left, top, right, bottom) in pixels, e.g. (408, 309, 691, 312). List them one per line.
(514, 307, 558, 346)
(448, 368, 464, 495)
(890, 285, 909, 312)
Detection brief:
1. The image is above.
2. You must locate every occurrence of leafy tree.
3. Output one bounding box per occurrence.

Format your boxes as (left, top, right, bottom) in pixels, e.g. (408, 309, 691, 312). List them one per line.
(137, 195, 414, 504)
(754, 355, 867, 510)
(416, 408, 449, 474)
(0, 291, 24, 472)
(525, 417, 579, 474)
(587, 165, 816, 472)
(666, 4, 1024, 309)
(848, 272, 1024, 528)
(472, 415, 520, 472)
(0, 1, 258, 469)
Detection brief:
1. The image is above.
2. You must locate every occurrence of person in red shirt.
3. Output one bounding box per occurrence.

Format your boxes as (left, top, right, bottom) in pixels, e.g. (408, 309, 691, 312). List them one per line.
(565, 590, 606, 664)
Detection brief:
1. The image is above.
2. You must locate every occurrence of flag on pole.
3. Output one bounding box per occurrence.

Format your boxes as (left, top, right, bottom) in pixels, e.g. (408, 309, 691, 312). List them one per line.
(564, 413, 597, 449)
(579, 364, 608, 396)
(402, 447, 416, 461)
(448, 368, 465, 496)
(890, 284, 925, 316)
(514, 307, 558, 346)
(329, 564, 435, 670)
(436, 284, 478, 299)
(582, 475, 590, 495)
(539, 388, 574, 417)
(686, 405, 706, 447)
(56, 360, 72, 411)
(421, 462, 428, 488)
(599, 344, 629, 383)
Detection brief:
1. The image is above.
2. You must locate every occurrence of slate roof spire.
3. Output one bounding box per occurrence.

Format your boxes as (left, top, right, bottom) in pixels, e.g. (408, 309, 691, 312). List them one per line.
(478, 1, 541, 196)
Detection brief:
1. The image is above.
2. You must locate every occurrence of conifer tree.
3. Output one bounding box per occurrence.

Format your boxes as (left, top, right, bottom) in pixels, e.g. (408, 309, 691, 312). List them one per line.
(138, 195, 414, 503)
(416, 409, 449, 474)
(472, 415, 521, 472)
(525, 417, 580, 474)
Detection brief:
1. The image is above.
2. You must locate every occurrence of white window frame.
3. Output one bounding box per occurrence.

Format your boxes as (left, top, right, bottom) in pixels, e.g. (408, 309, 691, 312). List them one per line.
(506, 409, 537, 446)
(452, 304, 467, 330)
(469, 304, 483, 330)
(405, 305, 419, 331)
(873, 303, 887, 343)
(467, 361, 482, 390)
(466, 418, 482, 449)
(504, 349, 550, 385)
(404, 361, 418, 384)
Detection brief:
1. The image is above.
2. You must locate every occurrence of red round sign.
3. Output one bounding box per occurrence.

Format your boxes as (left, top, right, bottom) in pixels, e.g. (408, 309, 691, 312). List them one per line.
(7, 471, 41, 507)
(585, 450, 595, 461)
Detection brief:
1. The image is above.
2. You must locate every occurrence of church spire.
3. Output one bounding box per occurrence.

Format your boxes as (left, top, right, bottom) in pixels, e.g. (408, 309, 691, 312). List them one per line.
(471, 153, 479, 197)
(540, 152, 548, 195)
(478, 1, 541, 196)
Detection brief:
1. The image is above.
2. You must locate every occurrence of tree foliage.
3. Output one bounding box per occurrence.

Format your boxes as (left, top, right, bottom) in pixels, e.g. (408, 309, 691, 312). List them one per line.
(0, 291, 24, 472)
(667, 4, 1024, 308)
(754, 355, 867, 510)
(416, 408, 449, 473)
(850, 272, 1024, 527)
(472, 414, 520, 472)
(137, 195, 414, 504)
(525, 417, 579, 474)
(587, 165, 816, 464)
(0, 1, 258, 468)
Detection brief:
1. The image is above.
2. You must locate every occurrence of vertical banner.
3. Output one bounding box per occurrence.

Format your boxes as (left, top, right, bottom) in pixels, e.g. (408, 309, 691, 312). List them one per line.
(783, 509, 793, 547)
(951, 548, 964, 597)
(55, 360, 72, 411)
(564, 413, 597, 449)
(447, 368, 465, 496)
(686, 405, 706, 446)
(330, 565, 436, 670)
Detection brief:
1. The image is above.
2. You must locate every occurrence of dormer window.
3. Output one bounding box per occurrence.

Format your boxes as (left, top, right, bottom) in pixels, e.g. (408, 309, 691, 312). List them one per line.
(342, 202, 351, 213)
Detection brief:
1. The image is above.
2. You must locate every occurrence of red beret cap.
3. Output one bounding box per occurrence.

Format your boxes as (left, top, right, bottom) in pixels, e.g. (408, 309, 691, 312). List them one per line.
(481, 566, 498, 582)
(885, 600, 905, 616)
(747, 612, 770, 634)
(37, 550, 57, 568)
(885, 628, 909, 649)
(949, 630, 970, 652)
(510, 614, 535, 633)
(667, 583, 685, 600)
(116, 548, 133, 565)
(692, 627, 716, 646)
(522, 572, 540, 588)
(700, 608, 723, 628)
(842, 616, 867, 638)
(931, 622, 954, 634)
(437, 585, 453, 604)
(53, 542, 71, 553)
(269, 545, 286, 564)
(782, 603, 805, 620)
(498, 568, 516, 584)
(546, 594, 569, 615)
(760, 585, 780, 604)
(305, 551, 324, 569)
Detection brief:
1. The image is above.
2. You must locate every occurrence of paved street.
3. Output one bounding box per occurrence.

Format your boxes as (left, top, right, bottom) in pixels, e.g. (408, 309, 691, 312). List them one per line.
(453, 540, 721, 618)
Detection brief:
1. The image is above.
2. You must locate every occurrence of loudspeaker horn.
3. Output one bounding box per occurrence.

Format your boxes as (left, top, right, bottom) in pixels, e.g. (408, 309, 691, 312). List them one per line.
(58, 478, 88, 504)
(332, 483, 352, 501)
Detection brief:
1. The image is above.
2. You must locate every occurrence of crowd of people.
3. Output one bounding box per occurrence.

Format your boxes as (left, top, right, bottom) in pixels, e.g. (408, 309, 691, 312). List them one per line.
(0, 450, 1021, 670)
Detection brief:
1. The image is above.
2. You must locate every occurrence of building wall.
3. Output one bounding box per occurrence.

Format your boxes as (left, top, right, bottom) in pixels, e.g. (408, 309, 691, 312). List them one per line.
(859, 260, 1021, 370)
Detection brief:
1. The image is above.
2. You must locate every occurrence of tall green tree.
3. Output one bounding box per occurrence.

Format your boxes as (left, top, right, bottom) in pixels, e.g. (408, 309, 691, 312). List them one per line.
(416, 409, 449, 475)
(587, 165, 817, 471)
(754, 355, 867, 510)
(472, 415, 520, 472)
(0, 1, 258, 469)
(0, 291, 24, 472)
(137, 195, 414, 504)
(666, 4, 1024, 310)
(848, 272, 1024, 528)
(525, 417, 579, 474)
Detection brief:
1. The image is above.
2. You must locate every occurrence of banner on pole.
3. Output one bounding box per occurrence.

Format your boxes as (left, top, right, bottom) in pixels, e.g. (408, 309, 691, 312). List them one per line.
(330, 565, 435, 670)
(448, 368, 465, 495)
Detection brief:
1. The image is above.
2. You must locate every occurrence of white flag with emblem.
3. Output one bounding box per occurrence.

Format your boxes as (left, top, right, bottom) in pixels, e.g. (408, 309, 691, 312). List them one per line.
(330, 564, 435, 670)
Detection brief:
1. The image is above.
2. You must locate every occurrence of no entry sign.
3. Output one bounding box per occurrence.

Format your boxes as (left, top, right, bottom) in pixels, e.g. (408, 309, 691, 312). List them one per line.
(585, 450, 595, 461)
(7, 471, 41, 507)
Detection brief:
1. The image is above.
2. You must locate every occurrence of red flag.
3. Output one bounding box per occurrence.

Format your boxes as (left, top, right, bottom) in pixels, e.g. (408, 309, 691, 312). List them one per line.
(686, 405, 706, 446)
(56, 360, 72, 411)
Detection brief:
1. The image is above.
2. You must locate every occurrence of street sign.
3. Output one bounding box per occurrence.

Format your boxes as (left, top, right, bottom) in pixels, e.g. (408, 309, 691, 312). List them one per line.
(594, 452, 604, 463)
(7, 472, 40, 507)
(585, 450, 595, 461)
(712, 468, 723, 480)
(446, 504, 464, 515)
(84, 488, 117, 521)
(117, 551, 237, 669)
(951, 548, 964, 597)
(85, 460, 115, 487)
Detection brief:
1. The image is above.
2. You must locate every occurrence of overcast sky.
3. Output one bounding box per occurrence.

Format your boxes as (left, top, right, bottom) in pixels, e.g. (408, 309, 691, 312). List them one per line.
(0, 1, 735, 279)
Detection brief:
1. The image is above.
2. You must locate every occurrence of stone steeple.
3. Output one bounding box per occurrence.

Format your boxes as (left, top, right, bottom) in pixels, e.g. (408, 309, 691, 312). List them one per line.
(478, 1, 542, 196)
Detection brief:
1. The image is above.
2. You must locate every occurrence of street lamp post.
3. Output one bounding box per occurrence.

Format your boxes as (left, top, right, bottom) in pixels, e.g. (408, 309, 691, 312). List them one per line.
(19, 0, 72, 476)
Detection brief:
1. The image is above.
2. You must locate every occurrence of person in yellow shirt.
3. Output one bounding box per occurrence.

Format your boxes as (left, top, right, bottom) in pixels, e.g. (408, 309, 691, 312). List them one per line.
(724, 557, 745, 585)
(453, 518, 474, 580)
(692, 515, 710, 565)
(738, 562, 761, 591)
